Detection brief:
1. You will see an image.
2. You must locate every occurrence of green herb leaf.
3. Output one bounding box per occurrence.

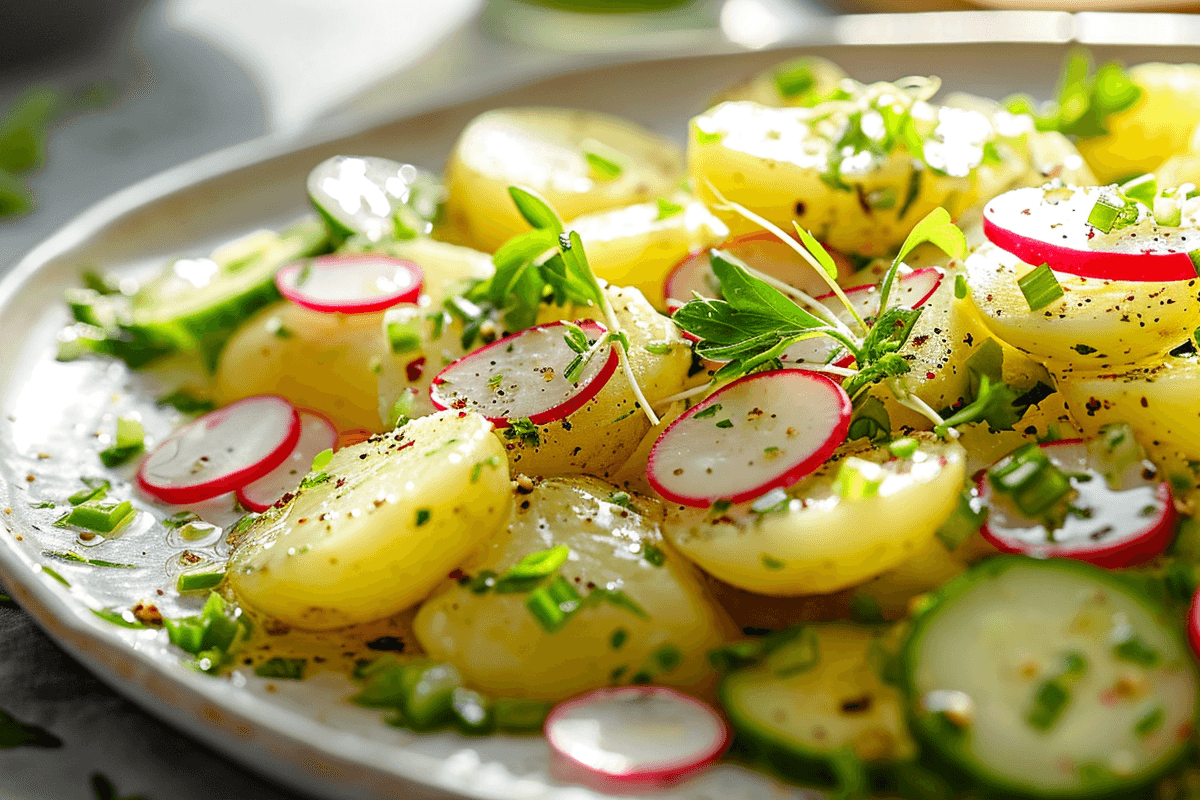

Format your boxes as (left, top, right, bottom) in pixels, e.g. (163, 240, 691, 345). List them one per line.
(584, 150, 623, 181)
(655, 198, 684, 220)
(791, 223, 839, 281)
(507, 186, 563, 235)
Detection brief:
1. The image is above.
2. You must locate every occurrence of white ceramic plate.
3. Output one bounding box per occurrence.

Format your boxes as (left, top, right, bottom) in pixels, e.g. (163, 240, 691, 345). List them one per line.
(2, 37, 1197, 800)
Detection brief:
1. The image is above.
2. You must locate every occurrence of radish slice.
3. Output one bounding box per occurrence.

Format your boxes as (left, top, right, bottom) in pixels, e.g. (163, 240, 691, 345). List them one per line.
(664, 232, 850, 312)
(647, 369, 851, 507)
(781, 267, 943, 368)
(983, 185, 1200, 282)
(429, 319, 617, 428)
(235, 411, 338, 512)
(545, 687, 728, 782)
(137, 395, 300, 505)
(1189, 588, 1200, 660)
(275, 254, 423, 314)
(979, 439, 1176, 569)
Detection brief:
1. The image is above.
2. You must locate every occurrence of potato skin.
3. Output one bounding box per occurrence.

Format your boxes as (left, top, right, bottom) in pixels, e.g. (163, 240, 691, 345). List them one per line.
(413, 477, 736, 701)
(228, 411, 511, 630)
(443, 108, 684, 253)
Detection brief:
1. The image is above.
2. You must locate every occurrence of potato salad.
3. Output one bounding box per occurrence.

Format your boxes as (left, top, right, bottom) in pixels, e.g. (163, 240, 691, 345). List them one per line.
(56, 50, 1200, 798)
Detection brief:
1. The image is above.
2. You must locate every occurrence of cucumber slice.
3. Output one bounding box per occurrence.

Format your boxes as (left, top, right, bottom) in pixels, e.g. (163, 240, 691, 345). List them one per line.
(902, 556, 1198, 799)
(307, 155, 444, 244)
(719, 624, 916, 792)
(126, 219, 328, 369)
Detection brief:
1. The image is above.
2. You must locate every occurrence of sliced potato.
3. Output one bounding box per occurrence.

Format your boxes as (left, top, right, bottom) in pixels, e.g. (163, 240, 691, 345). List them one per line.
(1055, 356, 1200, 480)
(366, 236, 494, 305)
(214, 300, 388, 432)
(412, 477, 735, 701)
(500, 285, 693, 479)
(688, 88, 1000, 256)
(964, 242, 1199, 367)
(572, 195, 729, 309)
(443, 108, 684, 252)
(713, 56, 848, 108)
(1077, 62, 1200, 183)
(851, 536, 965, 621)
(662, 435, 966, 595)
(227, 411, 512, 630)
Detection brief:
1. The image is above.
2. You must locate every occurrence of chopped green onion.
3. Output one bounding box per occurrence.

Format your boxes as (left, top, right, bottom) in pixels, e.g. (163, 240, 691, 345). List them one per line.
(607, 491, 633, 509)
(834, 457, 885, 500)
(643, 341, 673, 355)
(163, 592, 252, 673)
(954, 273, 969, 300)
(1113, 634, 1160, 667)
(1017, 263, 1064, 312)
(987, 442, 1073, 519)
(54, 500, 135, 534)
(641, 543, 666, 567)
(587, 588, 649, 620)
(693, 404, 721, 419)
(935, 488, 987, 552)
(525, 575, 582, 633)
(415, 508, 431, 527)
(386, 317, 422, 355)
(761, 553, 786, 570)
(584, 149, 623, 181)
(1087, 198, 1121, 233)
(1119, 174, 1156, 206)
(68, 477, 110, 506)
(494, 545, 569, 594)
(451, 687, 494, 735)
(655, 198, 684, 220)
(176, 570, 224, 594)
(773, 63, 816, 99)
(406, 663, 463, 730)
(1134, 706, 1164, 737)
(351, 661, 426, 708)
(652, 644, 683, 673)
(99, 417, 144, 467)
(1027, 678, 1070, 731)
(254, 658, 306, 680)
(610, 628, 628, 650)
(156, 389, 215, 414)
(493, 698, 552, 732)
(888, 437, 920, 459)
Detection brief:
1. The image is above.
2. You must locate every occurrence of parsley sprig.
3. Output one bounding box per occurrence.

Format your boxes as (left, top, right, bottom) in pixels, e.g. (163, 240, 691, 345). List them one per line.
(672, 206, 968, 428)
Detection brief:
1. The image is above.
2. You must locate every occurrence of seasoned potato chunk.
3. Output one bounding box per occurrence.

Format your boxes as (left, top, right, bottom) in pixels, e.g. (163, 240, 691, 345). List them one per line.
(444, 108, 684, 252)
(413, 477, 735, 701)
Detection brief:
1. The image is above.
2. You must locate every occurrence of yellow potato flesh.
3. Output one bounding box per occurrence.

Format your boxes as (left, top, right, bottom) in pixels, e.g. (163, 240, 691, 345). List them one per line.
(572, 197, 729, 310)
(688, 98, 992, 256)
(413, 477, 735, 701)
(713, 56, 848, 108)
(214, 300, 388, 432)
(663, 437, 966, 595)
(443, 107, 684, 252)
(964, 243, 1199, 367)
(227, 411, 512, 630)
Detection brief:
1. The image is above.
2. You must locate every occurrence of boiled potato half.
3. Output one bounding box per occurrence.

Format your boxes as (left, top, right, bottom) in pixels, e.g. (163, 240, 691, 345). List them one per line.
(964, 242, 1199, 367)
(413, 476, 735, 701)
(227, 410, 512, 629)
(443, 108, 684, 252)
(662, 435, 966, 596)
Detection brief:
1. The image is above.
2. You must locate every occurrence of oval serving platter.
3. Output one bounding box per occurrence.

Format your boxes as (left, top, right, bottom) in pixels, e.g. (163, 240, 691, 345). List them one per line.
(3, 35, 1198, 800)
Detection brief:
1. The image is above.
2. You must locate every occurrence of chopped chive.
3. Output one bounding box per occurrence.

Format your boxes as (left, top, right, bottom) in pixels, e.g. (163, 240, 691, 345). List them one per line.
(710, 499, 732, 515)
(714, 419, 734, 429)
(156, 389, 215, 414)
(98, 417, 144, 467)
(761, 554, 786, 570)
(1134, 706, 1164, 737)
(693, 404, 721, 419)
(655, 198, 684, 221)
(42, 550, 135, 569)
(954, 273, 969, 300)
(1017, 263, 1064, 312)
(834, 458, 884, 500)
(641, 543, 666, 567)
(587, 588, 649, 620)
(1113, 634, 1160, 668)
(54, 501, 136, 534)
(652, 644, 683, 673)
(31, 501, 55, 509)
(1027, 678, 1070, 730)
(1120, 174, 1156, 206)
(643, 341, 672, 354)
(1087, 197, 1122, 233)
(41, 567, 68, 586)
(176, 570, 224, 593)
(298, 472, 330, 490)
(773, 63, 816, 99)
(310, 448, 334, 472)
(415, 508, 432, 527)
(68, 477, 110, 506)
(607, 491, 633, 509)
(888, 437, 920, 458)
(525, 575, 582, 633)
(254, 658, 306, 680)
(584, 150, 623, 180)
(386, 317, 422, 355)
(610, 628, 627, 650)
(91, 608, 148, 629)
(493, 698, 552, 732)
(987, 442, 1072, 519)
(498, 545, 569, 585)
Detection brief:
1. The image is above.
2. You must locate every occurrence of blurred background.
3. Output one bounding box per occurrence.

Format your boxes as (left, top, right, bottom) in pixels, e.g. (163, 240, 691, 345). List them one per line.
(3, 0, 1198, 269)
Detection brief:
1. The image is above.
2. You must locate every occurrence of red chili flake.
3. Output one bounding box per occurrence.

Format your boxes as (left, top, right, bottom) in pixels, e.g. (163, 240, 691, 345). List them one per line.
(406, 356, 427, 382)
(926, 372, 936, 380)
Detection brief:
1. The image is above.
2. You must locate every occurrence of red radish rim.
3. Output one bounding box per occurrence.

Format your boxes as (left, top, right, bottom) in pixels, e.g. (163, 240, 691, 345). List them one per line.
(275, 254, 424, 314)
(429, 319, 617, 429)
(1188, 588, 1200, 660)
(235, 409, 338, 512)
(544, 686, 729, 781)
(136, 395, 301, 505)
(977, 438, 1177, 569)
(982, 192, 1198, 283)
(646, 369, 851, 508)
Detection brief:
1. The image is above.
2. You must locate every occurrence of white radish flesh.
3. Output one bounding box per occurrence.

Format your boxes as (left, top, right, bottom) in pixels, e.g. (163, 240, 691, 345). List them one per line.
(647, 369, 850, 507)
(236, 411, 338, 512)
(429, 320, 617, 427)
(275, 255, 422, 314)
(983, 185, 1200, 282)
(980, 439, 1176, 569)
(545, 687, 728, 781)
(137, 395, 300, 505)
